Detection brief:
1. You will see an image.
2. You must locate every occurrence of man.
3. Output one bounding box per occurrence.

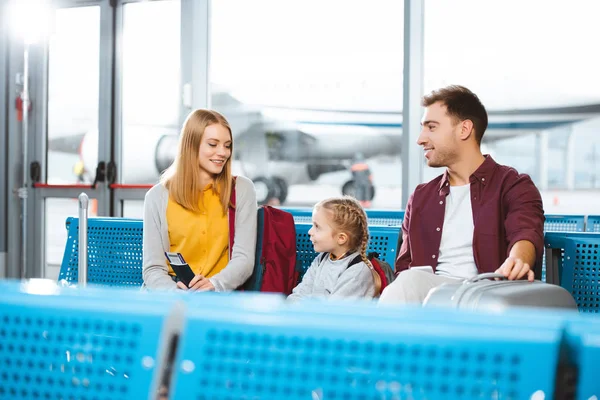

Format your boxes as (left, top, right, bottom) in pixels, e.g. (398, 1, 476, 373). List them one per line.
(379, 85, 545, 304)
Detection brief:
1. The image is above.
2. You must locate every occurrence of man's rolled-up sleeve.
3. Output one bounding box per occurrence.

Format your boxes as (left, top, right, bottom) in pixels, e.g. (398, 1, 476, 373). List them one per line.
(503, 174, 545, 265)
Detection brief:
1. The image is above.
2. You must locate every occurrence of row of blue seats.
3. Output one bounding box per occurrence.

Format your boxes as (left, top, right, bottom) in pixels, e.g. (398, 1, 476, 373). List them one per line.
(281, 208, 406, 227)
(58, 215, 600, 313)
(59, 217, 401, 288)
(282, 207, 600, 232)
(0, 279, 599, 399)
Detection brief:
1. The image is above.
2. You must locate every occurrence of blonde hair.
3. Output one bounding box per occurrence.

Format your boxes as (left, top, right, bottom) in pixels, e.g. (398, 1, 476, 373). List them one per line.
(315, 196, 382, 296)
(160, 109, 234, 215)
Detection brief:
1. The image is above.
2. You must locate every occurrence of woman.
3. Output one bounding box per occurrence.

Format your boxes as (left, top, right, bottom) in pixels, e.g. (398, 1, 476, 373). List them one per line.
(142, 109, 257, 292)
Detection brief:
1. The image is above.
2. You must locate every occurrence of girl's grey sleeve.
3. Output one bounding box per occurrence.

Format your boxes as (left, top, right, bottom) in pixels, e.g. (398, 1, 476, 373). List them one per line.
(287, 256, 320, 301)
(142, 189, 177, 290)
(330, 262, 375, 299)
(209, 176, 258, 292)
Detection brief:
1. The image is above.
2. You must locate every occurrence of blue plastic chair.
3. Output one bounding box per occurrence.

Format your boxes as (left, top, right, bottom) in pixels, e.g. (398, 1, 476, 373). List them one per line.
(586, 215, 600, 232)
(544, 232, 600, 313)
(544, 214, 586, 232)
(171, 294, 563, 400)
(0, 280, 180, 400)
(562, 314, 600, 398)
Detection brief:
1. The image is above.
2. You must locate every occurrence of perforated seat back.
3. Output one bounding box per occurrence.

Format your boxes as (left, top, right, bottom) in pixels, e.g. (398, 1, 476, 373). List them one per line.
(0, 282, 180, 400)
(295, 223, 400, 277)
(58, 217, 144, 286)
(545, 232, 600, 313)
(563, 238, 600, 313)
(171, 299, 562, 400)
(586, 215, 600, 232)
(544, 215, 585, 232)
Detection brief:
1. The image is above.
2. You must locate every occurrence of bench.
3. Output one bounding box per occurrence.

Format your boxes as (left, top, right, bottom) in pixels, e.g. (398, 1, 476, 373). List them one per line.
(174, 293, 562, 400)
(58, 217, 144, 287)
(1, 279, 575, 400)
(59, 217, 401, 288)
(281, 207, 405, 227)
(0, 280, 179, 400)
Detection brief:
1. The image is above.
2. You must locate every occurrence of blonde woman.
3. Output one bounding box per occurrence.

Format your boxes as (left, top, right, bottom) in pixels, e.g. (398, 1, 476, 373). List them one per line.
(143, 109, 257, 292)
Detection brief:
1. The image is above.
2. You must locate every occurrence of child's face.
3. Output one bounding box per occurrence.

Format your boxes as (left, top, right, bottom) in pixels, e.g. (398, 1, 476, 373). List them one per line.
(308, 207, 340, 253)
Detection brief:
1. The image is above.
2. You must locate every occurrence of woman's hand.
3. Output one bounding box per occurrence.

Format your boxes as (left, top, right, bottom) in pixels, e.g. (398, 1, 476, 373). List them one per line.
(176, 275, 215, 292)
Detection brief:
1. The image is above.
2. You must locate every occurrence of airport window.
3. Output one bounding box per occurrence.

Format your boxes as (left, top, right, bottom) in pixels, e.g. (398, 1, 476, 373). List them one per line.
(120, 0, 181, 184)
(210, 0, 404, 207)
(424, 0, 600, 212)
(47, 6, 100, 185)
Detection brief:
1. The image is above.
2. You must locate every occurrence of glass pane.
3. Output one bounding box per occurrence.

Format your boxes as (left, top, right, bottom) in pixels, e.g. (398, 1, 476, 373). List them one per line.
(424, 0, 600, 215)
(210, 0, 403, 208)
(45, 197, 98, 280)
(122, 200, 144, 219)
(120, 0, 181, 184)
(47, 7, 100, 184)
(572, 118, 600, 190)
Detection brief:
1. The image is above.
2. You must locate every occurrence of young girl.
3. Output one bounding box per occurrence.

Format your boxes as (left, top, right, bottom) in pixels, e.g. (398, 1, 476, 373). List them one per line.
(288, 197, 381, 301)
(142, 109, 257, 292)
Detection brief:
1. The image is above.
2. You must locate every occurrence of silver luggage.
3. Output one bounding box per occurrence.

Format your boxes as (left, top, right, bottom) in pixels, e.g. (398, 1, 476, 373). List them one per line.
(423, 273, 578, 312)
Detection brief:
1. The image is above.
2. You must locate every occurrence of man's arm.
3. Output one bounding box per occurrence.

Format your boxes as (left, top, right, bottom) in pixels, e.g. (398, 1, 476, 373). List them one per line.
(497, 173, 545, 281)
(395, 193, 414, 273)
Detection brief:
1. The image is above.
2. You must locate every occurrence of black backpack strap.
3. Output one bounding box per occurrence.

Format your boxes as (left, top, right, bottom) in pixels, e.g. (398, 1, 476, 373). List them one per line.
(348, 254, 363, 268)
(319, 252, 329, 264)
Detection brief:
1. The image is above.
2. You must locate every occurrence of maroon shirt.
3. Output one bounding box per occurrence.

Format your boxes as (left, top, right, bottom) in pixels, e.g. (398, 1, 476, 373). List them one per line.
(396, 155, 545, 274)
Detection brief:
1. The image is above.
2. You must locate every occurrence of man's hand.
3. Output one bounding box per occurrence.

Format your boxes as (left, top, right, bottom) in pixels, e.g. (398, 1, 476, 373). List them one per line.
(176, 275, 216, 292)
(495, 257, 534, 282)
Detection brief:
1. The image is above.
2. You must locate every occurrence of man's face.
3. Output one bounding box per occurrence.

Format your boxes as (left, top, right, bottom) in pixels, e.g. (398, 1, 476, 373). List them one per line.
(417, 101, 461, 168)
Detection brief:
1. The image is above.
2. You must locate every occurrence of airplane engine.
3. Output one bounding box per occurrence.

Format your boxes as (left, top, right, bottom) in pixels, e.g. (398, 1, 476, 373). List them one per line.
(80, 126, 179, 184)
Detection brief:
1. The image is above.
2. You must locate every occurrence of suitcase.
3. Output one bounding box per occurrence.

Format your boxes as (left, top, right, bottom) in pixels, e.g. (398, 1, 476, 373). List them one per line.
(423, 273, 578, 312)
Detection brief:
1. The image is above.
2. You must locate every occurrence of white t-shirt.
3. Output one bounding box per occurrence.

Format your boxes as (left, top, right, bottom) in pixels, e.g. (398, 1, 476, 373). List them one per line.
(435, 184, 479, 279)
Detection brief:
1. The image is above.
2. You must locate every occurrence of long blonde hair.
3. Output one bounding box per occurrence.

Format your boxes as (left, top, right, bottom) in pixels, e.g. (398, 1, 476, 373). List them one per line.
(161, 109, 234, 215)
(315, 196, 382, 296)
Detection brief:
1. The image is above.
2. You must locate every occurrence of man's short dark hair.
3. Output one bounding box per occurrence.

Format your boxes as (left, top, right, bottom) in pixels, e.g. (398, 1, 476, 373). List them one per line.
(422, 85, 488, 144)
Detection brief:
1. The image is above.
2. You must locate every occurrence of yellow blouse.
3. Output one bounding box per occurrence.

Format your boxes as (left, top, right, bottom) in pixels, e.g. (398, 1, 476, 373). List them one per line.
(166, 184, 229, 278)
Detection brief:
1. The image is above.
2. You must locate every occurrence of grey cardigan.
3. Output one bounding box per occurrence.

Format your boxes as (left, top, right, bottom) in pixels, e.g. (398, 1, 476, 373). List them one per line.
(142, 175, 257, 292)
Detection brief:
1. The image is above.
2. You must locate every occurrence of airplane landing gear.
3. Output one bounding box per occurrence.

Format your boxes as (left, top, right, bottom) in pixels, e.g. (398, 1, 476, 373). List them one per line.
(253, 177, 274, 205)
(271, 177, 288, 204)
(342, 179, 375, 201)
(253, 176, 288, 205)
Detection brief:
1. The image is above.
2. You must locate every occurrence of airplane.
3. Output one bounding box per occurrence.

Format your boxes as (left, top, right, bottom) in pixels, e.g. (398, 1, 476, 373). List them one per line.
(67, 92, 600, 205)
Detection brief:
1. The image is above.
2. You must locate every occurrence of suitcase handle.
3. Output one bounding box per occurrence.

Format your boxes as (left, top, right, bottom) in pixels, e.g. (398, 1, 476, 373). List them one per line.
(467, 273, 507, 283)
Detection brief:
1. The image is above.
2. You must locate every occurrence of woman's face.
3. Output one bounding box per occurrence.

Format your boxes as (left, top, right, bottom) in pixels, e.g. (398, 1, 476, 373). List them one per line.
(198, 123, 232, 177)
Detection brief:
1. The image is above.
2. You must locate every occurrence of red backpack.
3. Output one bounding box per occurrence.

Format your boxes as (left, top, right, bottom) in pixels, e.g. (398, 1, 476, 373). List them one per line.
(229, 179, 298, 295)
